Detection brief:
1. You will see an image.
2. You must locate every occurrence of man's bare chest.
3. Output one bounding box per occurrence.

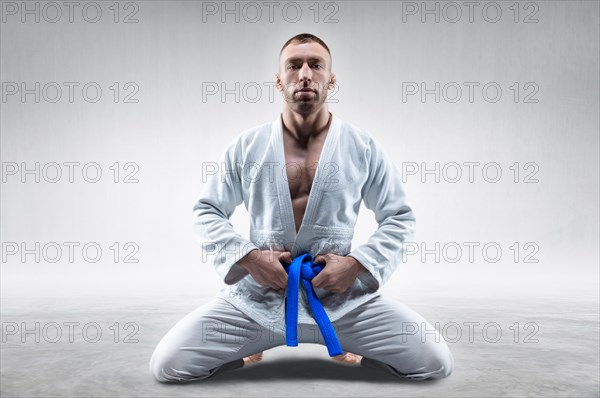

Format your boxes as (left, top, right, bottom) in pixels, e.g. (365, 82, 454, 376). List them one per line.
(282, 133, 327, 200)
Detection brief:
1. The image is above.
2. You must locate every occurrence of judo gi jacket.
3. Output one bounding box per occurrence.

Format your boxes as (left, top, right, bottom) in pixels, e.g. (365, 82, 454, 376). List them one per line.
(193, 114, 416, 328)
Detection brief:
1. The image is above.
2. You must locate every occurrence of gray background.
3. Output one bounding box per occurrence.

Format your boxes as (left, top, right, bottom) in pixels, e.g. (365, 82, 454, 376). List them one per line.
(1, 1, 598, 397)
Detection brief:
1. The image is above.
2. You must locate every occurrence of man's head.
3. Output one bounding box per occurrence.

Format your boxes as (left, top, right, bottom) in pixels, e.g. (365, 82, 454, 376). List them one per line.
(276, 33, 336, 116)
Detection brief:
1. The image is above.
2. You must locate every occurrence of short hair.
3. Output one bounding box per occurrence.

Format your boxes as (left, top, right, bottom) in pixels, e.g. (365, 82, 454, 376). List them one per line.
(280, 33, 331, 56)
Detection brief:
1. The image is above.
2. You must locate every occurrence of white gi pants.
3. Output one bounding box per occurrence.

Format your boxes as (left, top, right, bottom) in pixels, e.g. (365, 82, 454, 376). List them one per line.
(149, 295, 454, 382)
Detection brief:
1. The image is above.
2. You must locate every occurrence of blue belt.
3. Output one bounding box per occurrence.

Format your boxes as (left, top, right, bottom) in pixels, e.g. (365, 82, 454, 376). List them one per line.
(281, 253, 343, 357)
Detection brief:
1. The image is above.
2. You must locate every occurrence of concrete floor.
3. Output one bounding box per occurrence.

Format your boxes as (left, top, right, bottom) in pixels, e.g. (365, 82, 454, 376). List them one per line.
(1, 293, 598, 397)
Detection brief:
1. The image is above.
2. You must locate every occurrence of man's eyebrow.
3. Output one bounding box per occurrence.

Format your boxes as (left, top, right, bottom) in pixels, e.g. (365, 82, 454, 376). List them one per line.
(284, 56, 326, 64)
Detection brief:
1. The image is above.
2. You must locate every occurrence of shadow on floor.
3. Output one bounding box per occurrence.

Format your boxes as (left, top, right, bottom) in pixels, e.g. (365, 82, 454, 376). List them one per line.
(194, 358, 437, 384)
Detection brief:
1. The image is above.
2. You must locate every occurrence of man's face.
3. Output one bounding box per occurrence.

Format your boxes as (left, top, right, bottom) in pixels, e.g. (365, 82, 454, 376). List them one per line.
(276, 41, 336, 115)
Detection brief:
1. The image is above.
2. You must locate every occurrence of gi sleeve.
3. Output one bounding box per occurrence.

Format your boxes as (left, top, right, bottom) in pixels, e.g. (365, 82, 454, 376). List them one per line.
(192, 138, 258, 285)
(348, 136, 416, 291)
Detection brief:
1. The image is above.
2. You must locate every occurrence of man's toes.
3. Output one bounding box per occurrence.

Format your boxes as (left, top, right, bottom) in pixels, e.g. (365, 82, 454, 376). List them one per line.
(332, 351, 363, 365)
(243, 351, 264, 366)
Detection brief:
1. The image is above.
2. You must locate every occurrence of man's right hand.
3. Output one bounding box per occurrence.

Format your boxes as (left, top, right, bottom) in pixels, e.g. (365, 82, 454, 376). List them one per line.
(237, 249, 292, 291)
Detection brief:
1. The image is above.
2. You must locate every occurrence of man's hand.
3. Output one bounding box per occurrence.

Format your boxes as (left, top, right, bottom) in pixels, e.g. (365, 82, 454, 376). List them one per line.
(238, 249, 292, 291)
(311, 254, 367, 293)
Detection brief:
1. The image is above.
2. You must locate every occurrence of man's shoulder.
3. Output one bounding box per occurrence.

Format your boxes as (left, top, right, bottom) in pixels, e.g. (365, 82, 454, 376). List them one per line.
(229, 120, 272, 145)
(222, 121, 273, 155)
(336, 116, 377, 147)
(336, 117, 394, 164)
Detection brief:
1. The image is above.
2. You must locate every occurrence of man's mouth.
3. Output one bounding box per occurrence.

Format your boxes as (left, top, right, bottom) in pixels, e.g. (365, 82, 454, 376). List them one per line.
(296, 88, 316, 94)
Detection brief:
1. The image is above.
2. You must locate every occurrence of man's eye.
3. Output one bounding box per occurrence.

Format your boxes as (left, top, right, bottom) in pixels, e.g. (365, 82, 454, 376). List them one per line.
(287, 65, 298, 70)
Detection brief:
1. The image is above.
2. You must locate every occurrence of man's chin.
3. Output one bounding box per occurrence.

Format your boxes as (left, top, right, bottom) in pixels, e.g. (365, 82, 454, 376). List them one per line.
(285, 95, 317, 103)
(291, 102, 321, 115)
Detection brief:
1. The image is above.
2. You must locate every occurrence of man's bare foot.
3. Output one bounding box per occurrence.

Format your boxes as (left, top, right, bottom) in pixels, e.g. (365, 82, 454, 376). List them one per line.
(242, 351, 263, 366)
(332, 351, 363, 365)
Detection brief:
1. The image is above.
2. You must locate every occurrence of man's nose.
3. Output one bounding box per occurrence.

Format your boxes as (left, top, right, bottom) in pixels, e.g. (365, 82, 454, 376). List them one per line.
(298, 63, 312, 82)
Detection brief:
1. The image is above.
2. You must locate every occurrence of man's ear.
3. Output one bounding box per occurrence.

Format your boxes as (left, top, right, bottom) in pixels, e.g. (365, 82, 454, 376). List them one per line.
(275, 73, 283, 91)
(328, 73, 337, 89)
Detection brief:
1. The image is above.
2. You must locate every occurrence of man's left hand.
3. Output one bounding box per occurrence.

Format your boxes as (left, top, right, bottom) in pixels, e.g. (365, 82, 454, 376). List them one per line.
(311, 254, 367, 293)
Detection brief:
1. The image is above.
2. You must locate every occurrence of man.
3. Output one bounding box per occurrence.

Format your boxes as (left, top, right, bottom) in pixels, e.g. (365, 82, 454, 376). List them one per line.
(149, 33, 454, 382)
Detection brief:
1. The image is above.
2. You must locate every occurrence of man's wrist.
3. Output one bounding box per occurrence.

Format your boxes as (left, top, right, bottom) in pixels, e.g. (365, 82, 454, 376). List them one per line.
(348, 256, 367, 276)
(238, 249, 258, 270)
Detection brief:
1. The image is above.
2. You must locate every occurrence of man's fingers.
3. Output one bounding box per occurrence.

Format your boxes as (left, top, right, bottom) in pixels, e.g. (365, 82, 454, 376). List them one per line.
(279, 251, 292, 263)
(311, 273, 323, 288)
(267, 268, 287, 290)
(278, 272, 288, 288)
(315, 253, 338, 264)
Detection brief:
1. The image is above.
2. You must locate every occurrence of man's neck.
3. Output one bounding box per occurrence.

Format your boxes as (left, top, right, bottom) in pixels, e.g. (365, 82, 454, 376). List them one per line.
(281, 107, 332, 146)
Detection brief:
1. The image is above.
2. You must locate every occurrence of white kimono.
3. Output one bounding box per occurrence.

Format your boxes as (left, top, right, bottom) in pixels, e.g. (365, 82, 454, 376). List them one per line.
(192, 114, 416, 328)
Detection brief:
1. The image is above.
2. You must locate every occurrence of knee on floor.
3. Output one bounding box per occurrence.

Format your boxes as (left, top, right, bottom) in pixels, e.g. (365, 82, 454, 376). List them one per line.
(426, 343, 454, 379)
(149, 354, 178, 383)
(149, 351, 202, 383)
(397, 340, 455, 380)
